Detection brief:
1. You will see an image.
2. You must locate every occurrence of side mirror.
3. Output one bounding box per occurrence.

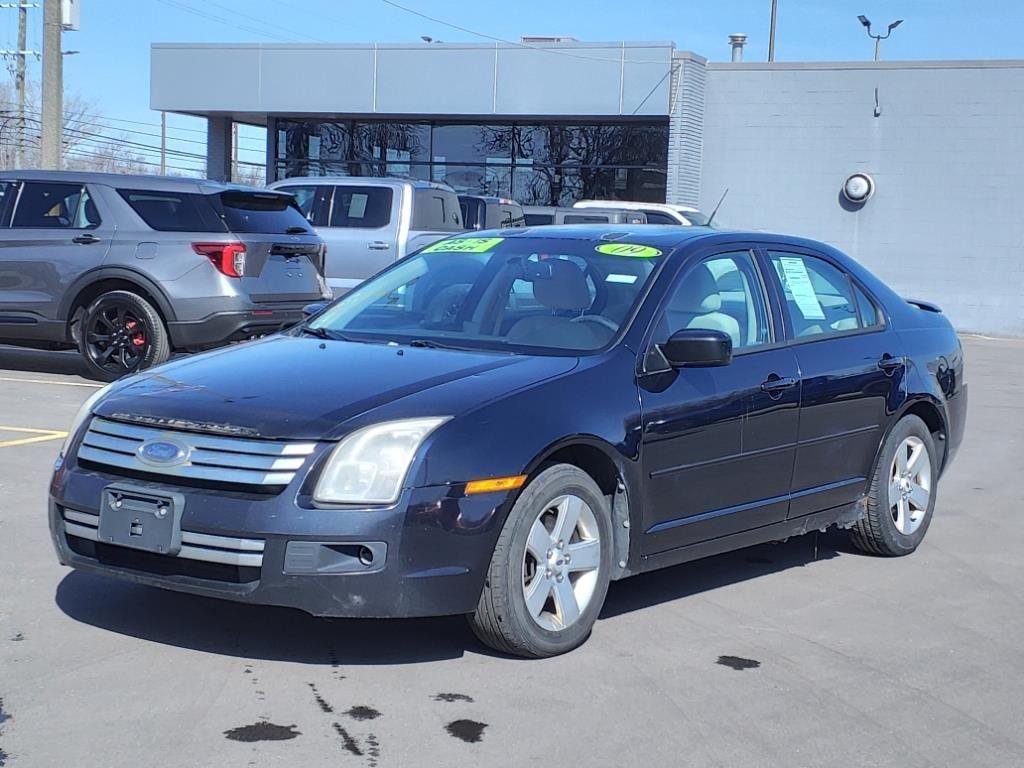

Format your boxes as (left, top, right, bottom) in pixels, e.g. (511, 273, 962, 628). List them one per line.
(659, 329, 732, 368)
(302, 302, 328, 318)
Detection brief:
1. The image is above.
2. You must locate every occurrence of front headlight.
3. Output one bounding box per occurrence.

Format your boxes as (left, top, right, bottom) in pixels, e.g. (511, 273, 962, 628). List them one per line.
(60, 382, 116, 458)
(314, 417, 450, 505)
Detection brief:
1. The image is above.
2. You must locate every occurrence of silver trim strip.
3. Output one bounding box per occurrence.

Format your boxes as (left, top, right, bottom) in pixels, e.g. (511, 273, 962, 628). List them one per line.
(61, 509, 265, 568)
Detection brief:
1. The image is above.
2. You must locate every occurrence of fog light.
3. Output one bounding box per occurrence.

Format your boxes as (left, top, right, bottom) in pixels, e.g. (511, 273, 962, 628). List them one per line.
(358, 546, 374, 567)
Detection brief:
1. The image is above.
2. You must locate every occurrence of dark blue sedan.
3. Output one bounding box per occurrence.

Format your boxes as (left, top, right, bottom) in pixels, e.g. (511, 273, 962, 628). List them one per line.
(50, 226, 967, 657)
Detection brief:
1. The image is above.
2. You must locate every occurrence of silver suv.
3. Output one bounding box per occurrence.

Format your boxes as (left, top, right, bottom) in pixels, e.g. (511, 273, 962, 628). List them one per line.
(0, 171, 330, 380)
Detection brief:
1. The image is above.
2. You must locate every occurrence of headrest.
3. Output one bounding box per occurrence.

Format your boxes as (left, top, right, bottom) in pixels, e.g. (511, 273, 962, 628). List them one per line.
(670, 263, 721, 313)
(532, 259, 591, 311)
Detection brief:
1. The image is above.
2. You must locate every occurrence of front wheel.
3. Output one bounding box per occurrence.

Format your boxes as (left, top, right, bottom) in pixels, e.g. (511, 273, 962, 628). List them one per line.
(78, 290, 170, 381)
(469, 464, 613, 658)
(850, 415, 938, 556)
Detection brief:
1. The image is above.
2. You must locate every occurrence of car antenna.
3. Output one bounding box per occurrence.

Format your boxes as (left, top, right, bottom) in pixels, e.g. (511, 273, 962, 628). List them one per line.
(706, 188, 729, 227)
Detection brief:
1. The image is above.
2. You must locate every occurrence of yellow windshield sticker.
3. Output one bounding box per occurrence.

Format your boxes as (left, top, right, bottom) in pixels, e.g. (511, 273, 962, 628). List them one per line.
(595, 243, 662, 258)
(422, 237, 505, 254)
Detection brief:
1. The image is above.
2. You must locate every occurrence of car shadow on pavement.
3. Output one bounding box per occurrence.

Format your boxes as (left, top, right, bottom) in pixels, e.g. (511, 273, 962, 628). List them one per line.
(600, 528, 850, 619)
(55, 529, 856, 663)
(55, 571, 478, 665)
(0, 345, 91, 377)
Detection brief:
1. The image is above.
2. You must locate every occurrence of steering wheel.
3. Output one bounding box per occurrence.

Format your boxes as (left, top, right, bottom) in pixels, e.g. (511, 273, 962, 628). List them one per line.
(424, 283, 472, 325)
(571, 315, 619, 333)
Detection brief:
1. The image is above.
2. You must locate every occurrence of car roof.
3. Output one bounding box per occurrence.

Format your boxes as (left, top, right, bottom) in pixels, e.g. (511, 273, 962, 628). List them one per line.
(269, 176, 455, 192)
(574, 199, 703, 215)
(0, 169, 282, 195)
(469, 224, 849, 259)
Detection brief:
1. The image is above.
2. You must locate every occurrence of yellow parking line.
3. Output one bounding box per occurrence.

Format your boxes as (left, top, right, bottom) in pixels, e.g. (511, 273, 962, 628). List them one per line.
(0, 376, 102, 388)
(0, 426, 68, 448)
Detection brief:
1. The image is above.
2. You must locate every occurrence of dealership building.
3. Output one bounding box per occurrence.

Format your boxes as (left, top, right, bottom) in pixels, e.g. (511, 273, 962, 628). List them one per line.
(150, 39, 1024, 335)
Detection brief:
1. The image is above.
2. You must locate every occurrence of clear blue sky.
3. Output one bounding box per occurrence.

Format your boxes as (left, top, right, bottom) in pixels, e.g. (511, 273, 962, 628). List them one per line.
(4, 0, 1023, 171)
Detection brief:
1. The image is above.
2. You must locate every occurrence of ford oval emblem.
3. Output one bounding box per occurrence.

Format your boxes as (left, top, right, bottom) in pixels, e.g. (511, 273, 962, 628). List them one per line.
(137, 438, 189, 467)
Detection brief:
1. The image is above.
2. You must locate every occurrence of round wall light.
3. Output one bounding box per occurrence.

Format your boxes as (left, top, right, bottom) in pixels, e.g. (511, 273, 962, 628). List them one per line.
(842, 172, 875, 204)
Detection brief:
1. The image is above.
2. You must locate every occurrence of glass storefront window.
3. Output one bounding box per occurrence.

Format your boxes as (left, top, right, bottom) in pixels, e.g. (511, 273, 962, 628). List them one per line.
(276, 118, 668, 204)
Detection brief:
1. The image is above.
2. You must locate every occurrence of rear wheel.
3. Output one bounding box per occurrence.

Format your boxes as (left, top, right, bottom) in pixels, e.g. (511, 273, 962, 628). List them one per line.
(850, 415, 938, 556)
(469, 464, 612, 658)
(78, 290, 170, 381)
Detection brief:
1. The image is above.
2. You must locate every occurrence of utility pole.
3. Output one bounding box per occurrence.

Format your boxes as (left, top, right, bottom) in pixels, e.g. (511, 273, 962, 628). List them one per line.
(160, 111, 167, 175)
(768, 0, 778, 62)
(40, 0, 61, 169)
(15, 2, 26, 166)
(231, 121, 238, 182)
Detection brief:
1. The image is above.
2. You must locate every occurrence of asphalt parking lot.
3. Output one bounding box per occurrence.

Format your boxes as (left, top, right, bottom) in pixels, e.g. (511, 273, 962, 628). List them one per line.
(1, 335, 1023, 768)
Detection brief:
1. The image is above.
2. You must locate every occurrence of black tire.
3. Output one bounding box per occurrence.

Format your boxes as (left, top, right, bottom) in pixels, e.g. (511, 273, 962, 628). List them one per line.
(850, 415, 938, 556)
(78, 290, 170, 381)
(469, 464, 613, 658)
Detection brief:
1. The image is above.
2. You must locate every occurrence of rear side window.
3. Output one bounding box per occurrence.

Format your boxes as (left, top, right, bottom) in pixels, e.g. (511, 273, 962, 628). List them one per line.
(276, 185, 321, 220)
(768, 251, 866, 338)
(642, 210, 677, 225)
(215, 191, 311, 234)
(854, 284, 883, 327)
(413, 189, 463, 231)
(499, 205, 525, 227)
(329, 186, 393, 228)
(118, 189, 226, 232)
(13, 182, 100, 229)
(524, 213, 553, 226)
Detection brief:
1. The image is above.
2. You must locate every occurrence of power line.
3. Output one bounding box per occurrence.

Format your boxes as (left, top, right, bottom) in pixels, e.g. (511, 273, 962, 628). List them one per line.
(375, 0, 667, 65)
(155, 0, 303, 44)
(201, 0, 328, 43)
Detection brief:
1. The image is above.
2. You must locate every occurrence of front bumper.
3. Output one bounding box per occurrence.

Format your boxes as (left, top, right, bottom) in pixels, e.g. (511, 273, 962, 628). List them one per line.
(49, 460, 508, 618)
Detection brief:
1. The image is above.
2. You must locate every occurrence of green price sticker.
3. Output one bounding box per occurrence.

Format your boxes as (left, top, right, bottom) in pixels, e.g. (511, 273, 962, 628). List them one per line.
(422, 237, 505, 254)
(594, 243, 663, 258)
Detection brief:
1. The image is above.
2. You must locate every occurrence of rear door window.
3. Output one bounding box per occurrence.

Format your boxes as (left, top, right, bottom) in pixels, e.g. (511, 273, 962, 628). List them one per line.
(118, 189, 226, 232)
(275, 184, 328, 225)
(13, 182, 99, 229)
(767, 251, 864, 338)
(329, 186, 393, 228)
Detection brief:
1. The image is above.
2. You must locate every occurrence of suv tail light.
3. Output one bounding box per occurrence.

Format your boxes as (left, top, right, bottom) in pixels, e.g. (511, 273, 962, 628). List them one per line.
(193, 242, 246, 278)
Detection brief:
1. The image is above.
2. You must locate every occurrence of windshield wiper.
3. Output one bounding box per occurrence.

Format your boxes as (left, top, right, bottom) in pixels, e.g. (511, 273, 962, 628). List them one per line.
(408, 338, 472, 351)
(298, 325, 344, 341)
(285, 225, 310, 234)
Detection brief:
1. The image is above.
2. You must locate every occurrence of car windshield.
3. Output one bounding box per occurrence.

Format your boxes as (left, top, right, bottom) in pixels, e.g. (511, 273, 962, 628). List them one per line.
(309, 236, 667, 354)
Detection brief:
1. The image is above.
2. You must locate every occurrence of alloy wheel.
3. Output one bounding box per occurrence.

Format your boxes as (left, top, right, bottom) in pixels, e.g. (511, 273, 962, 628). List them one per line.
(85, 302, 150, 375)
(521, 494, 602, 631)
(888, 436, 931, 535)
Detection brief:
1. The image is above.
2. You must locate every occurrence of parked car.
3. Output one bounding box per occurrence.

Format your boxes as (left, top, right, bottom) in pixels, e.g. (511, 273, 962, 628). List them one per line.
(0, 171, 329, 381)
(573, 199, 710, 226)
(268, 177, 463, 295)
(459, 195, 526, 230)
(50, 225, 966, 657)
(523, 205, 648, 225)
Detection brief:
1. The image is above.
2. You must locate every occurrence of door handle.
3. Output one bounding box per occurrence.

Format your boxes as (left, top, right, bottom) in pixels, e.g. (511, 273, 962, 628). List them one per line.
(367, 241, 391, 250)
(760, 375, 798, 395)
(72, 234, 101, 245)
(877, 354, 905, 375)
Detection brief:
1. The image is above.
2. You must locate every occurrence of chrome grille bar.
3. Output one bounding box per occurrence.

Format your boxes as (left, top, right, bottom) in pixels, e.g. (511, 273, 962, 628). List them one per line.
(79, 417, 316, 487)
(62, 508, 265, 568)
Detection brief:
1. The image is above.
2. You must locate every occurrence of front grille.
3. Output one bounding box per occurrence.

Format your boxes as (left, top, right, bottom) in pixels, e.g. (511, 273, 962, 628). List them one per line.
(78, 417, 316, 488)
(62, 507, 264, 583)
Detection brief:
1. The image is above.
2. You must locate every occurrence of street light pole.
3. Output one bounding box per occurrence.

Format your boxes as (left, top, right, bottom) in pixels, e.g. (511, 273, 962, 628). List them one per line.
(857, 15, 904, 61)
(768, 0, 778, 62)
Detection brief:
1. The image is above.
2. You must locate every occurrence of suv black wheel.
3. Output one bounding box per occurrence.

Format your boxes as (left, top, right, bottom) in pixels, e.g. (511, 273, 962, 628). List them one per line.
(469, 464, 613, 658)
(78, 290, 170, 381)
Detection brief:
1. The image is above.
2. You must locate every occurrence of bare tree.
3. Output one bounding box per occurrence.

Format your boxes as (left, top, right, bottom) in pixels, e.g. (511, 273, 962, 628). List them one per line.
(1, 79, 155, 173)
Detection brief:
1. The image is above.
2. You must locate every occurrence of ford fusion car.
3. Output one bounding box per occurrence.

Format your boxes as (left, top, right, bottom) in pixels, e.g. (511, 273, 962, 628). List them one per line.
(49, 226, 966, 657)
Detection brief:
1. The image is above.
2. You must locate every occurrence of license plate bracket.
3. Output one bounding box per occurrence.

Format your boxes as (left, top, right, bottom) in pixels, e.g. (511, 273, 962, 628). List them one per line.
(98, 486, 184, 556)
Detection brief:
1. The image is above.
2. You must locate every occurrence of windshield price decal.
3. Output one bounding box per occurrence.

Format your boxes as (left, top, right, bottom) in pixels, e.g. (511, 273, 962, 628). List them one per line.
(594, 243, 662, 258)
(423, 237, 505, 254)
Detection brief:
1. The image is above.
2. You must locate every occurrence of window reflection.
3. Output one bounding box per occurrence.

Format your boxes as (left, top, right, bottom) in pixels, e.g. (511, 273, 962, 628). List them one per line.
(276, 119, 668, 204)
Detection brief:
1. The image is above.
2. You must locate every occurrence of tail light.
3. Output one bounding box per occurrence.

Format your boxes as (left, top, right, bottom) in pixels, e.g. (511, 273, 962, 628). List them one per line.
(193, 242, 246, 278)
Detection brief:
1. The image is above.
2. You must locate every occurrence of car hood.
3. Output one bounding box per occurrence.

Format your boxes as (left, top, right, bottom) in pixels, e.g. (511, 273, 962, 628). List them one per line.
(94, 336, 578, 440)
